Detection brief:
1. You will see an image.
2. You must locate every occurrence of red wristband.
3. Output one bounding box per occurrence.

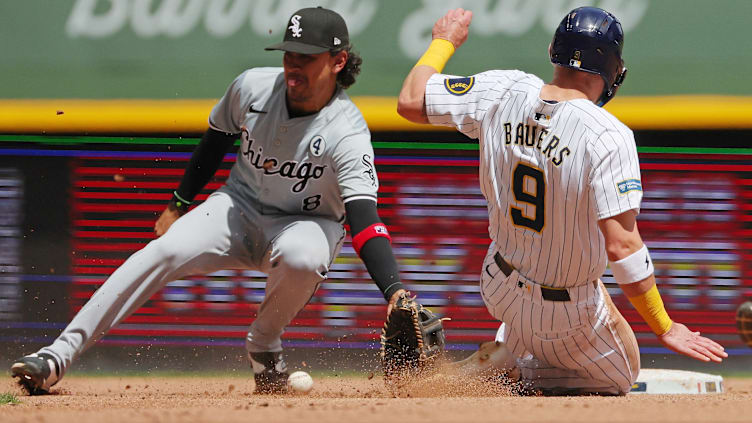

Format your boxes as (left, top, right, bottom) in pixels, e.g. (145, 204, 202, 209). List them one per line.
(351, 223, 391, 255)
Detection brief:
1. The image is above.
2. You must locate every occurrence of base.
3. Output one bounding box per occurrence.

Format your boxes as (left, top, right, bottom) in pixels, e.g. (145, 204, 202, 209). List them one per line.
(629, 368, 723, 394)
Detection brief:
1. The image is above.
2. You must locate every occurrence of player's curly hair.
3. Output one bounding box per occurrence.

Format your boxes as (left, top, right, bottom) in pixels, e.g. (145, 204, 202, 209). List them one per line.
(331, 45, 362, 90)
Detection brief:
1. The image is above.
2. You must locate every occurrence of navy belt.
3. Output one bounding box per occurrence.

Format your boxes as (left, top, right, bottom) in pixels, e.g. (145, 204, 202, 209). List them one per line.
(493, 252, 571, 302)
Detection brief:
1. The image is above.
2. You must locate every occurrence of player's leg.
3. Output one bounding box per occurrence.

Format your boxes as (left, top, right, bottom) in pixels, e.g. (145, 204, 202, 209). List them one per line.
(596, 280, 641, 385)
(478, 247, 638, 396)
(12, 192, 252, 393)
(516, 280, 639, 395)
(453, 246, 529, 376)
(245, 215, 345, 393)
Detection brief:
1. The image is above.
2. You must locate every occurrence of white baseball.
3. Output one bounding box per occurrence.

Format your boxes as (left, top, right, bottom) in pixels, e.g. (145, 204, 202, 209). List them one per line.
(287, 371, 314, 393)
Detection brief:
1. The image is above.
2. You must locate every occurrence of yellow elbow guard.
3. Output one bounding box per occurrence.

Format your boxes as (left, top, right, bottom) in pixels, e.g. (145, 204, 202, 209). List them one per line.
(414, 39, 455, 73)
(627, 285, 673, 335)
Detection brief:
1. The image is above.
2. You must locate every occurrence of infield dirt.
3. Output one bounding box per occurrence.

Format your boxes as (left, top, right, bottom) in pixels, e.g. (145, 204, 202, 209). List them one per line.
(2, 374, 750, 423)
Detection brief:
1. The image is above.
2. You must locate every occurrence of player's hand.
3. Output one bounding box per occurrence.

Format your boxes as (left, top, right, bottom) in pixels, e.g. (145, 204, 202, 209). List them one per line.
(657, 322, 727, 363)
(387, 288, 408, 315)
(154, 205, 182, 237)
(432, 8, 473, 49)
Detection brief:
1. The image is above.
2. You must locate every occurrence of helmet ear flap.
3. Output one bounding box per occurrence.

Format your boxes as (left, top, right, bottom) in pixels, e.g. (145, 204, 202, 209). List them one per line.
(614, 67, 627, 87)
(597, 66, 627, 107)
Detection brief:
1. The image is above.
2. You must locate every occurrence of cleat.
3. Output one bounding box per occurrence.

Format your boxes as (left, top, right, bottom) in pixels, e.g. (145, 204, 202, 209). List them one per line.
(249, 351, 289, 394)
(447, 340, 518, 378)
(10, 353, 61, 395)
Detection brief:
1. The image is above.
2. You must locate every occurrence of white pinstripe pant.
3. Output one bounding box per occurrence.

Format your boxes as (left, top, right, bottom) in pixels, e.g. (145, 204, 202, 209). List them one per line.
(480, 244, 640, 395)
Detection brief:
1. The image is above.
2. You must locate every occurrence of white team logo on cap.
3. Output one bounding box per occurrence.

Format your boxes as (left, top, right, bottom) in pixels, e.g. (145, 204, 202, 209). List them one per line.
(289, 15, 302, 38)
(309, 135, 324, 157)
(333, 37, 341, 46)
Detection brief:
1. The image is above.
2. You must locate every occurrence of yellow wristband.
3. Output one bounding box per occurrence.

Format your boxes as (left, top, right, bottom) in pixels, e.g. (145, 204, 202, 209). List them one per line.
(627, 285, 673, 335)
(415, 39, 455, 73)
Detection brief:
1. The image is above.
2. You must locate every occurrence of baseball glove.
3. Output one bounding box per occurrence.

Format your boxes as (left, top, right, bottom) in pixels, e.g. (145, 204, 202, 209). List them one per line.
(380, 293, 446, 386)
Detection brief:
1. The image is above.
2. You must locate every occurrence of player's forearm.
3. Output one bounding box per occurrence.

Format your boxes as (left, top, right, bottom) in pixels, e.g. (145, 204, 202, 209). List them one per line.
(345, 199, 405, 300)
(620, 276, 673, 336)
(612, 244, 672, 336)
(397, 36, 459, 124)
(172, 128, 237, 209)
(599, 211, 672, 335)
(610, 249, 673, 336)
(397, 8, 472, 124)
(397, 65, 436, 124)
(610, 247, 673, 336)
(619, 274, 655, 297)
(358, 237, 405, 300)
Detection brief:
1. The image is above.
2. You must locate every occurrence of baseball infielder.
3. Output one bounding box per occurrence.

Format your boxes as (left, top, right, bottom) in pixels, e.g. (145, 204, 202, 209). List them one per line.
(398, 7, 727, 395)
(12, 7, 409, 395)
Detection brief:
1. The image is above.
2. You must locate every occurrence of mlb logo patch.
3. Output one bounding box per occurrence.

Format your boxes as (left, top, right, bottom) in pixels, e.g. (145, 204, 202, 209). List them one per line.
(375, 225, 388, 234)
(617, 179, 642, 194)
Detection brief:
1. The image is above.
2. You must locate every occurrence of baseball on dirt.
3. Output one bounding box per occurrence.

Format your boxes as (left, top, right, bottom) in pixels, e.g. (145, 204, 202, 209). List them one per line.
(287, 371, 314, 393)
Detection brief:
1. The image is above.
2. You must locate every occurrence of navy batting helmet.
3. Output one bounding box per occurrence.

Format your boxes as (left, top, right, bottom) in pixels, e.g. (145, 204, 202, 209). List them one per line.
(550, 7, 627, 106)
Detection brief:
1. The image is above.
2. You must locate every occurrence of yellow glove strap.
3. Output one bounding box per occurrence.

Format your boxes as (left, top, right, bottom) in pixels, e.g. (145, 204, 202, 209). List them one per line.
(627, 285, 673, 335)
(415, 39, 455, 73)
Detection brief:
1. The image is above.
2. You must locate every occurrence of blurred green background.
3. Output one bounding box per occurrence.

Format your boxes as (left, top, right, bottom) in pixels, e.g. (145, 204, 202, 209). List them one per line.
(1, 0, 749, 99)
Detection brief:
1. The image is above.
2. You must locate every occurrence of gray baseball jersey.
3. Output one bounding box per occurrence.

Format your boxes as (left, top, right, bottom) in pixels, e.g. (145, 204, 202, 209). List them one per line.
(36, 68, 380, 374)
(209, 67, 379, 221)
(425, 70, 642, 288)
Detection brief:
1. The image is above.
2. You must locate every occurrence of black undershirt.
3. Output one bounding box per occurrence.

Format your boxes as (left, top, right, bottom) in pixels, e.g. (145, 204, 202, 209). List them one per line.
(174, 128, 237, 203)
(345, 199, 405, 300)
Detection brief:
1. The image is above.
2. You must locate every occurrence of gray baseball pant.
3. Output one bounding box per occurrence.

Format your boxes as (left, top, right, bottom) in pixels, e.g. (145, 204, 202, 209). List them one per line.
(40, 190, 345, 374)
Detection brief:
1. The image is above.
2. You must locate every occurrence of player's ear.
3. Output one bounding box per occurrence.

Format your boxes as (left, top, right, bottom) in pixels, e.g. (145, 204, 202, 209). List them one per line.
(332, 50, 348, 74)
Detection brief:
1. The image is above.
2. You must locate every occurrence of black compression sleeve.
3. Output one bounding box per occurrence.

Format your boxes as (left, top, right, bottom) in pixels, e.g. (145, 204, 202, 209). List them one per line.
(174, 128, 238, 203)
(345, 199, 405, 300)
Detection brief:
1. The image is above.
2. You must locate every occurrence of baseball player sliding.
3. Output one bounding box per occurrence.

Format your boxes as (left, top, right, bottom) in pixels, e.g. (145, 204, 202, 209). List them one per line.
(12, 7, 411, 395)
(397, 7, 727, 395)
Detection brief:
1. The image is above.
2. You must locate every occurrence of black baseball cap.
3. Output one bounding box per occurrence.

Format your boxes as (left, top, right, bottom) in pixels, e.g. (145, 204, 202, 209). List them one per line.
(265, 7, 349, 54)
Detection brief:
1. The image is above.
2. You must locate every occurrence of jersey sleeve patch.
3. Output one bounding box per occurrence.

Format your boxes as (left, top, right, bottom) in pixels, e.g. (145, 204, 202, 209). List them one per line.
(617, 179, 642, 195)
(444, 76, 475, 96)
(361, 154, 377, 187)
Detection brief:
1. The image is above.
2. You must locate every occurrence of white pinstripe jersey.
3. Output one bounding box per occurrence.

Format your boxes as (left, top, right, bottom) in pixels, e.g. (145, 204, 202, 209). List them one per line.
(209, 68, 378, 222)
(426, 70, 643, 288)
